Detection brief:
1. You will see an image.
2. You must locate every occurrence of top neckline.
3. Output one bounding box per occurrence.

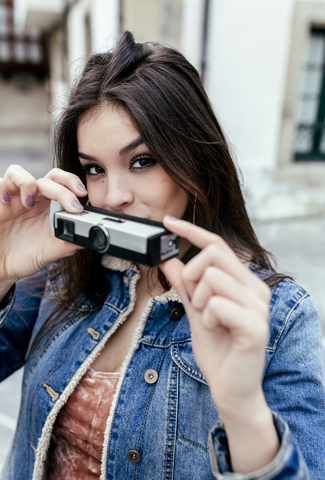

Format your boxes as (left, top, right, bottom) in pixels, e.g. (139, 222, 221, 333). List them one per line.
(88, 367, 121, 378)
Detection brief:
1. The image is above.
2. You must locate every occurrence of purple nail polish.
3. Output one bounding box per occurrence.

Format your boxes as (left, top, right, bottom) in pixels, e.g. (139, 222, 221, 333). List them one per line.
(3, 192, 10, 203)
(72, 199, 83, 209)
(165, 215, 179, 221)
(26, 195, 35, 207)
(77, 183, 87, 192)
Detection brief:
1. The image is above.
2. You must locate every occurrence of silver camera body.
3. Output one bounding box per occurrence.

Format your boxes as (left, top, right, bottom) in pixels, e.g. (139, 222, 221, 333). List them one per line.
(53, 205, 179, 266)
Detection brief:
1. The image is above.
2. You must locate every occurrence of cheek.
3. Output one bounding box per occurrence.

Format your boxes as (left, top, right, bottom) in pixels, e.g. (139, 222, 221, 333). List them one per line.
(87, 179, 106, 204)
(143, 174, 187, 213)
(170, 187, 188, 216)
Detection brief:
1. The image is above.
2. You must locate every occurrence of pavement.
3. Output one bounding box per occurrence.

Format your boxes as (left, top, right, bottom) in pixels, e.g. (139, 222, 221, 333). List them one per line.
(1, 154, 325, 472)
(254, 217, 325, 334)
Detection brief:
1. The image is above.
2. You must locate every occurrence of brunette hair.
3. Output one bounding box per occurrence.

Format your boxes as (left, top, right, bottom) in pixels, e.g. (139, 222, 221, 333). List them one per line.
(29, 31, 287, 353)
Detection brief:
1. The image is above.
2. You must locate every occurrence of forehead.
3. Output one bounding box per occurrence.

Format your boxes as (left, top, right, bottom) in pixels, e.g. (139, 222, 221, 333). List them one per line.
(77, 104, 139, 145)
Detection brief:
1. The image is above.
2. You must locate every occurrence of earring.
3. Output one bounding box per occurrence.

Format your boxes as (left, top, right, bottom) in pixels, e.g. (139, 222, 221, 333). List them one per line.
(193, 193, 197, 225)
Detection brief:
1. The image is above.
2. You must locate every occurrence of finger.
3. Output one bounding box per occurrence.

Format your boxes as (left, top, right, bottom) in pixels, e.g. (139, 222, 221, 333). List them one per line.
(4, 165, 37, 207)
(201, 296, 240, 331)
(164, 216, 228, 251)
(192, 247, 270, 304)
(164, 216, 265, 292)
(164, 216, 250, 282)
(201, 296, 247, 332)
(36, 177, 84, 212)
(188, 241, 251, 280)
(201, 296, 268, 348)
(160, 257, 193, 311)
(0, 178, 11, 204)
(54, 241, 85, 257)
(41, 238, 85, 269)
(45, 168, 87, 197)
(191, 266, 251, 311)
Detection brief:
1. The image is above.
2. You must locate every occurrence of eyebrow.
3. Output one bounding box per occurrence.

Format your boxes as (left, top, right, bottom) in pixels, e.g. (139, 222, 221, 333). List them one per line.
(78, 152, 97, 161)
(119, 137, 144, 156)
(78, 137, 145, 161)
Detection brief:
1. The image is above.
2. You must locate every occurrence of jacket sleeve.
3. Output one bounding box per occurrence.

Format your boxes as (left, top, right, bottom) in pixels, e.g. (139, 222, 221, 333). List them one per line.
(0, 278, 45, 382)
(262, 293, 325, 479)
(208, 412, 310, 479)
(207, 292, 325, 479)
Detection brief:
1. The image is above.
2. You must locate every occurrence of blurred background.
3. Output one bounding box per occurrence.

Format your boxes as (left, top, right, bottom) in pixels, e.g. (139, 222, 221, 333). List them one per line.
(1, 0, 325, 472)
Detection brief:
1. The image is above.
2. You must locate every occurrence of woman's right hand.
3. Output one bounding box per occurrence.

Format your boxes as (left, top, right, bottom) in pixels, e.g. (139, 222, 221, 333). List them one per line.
(0, 165, 88, 296)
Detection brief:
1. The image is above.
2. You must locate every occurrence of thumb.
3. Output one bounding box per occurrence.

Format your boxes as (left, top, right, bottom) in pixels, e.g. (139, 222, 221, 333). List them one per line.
(160, 257, 192, 310)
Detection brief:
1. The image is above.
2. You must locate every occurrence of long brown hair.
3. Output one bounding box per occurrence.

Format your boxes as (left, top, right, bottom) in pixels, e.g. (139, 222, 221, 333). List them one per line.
(29, 31, 287, 353)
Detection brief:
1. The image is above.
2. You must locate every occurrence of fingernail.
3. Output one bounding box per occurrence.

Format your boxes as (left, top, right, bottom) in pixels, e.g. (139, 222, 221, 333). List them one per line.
(26, 195, 35, 207)
(187, 292, 192, 303)
(77, 183, 87, 192)
(3, 192, 10, 203)
(71, 199, 83, 209)
(165, 215, 179, 222)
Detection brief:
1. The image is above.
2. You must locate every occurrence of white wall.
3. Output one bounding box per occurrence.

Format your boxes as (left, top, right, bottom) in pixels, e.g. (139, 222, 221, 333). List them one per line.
(15, 0, 64, 30)
(0, 76, 48, 152)
(67, 0, 119, 79)
(67, 0, 90, 77)
(91, 0, 120, 52)
(180, 0, 205, 73)
(205, 0, 295, 176)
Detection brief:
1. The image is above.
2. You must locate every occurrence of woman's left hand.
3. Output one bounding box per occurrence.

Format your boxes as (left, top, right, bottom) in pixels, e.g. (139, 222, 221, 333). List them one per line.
(160, 216, 271, 421)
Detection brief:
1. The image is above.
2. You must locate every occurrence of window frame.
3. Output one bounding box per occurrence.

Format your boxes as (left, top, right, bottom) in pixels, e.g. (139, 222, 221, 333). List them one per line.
(0, 0, 48, 76)
(276, 1, 325, 184)
(295, 27, 325, 162)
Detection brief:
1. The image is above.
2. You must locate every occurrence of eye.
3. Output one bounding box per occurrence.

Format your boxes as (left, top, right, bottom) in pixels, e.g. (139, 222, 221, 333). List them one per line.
(130, 155, 156, 170)
(82, 164, 105, 176)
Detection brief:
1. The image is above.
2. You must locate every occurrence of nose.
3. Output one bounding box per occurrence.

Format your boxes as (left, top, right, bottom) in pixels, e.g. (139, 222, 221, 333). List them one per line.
(103, 175, 134, 212)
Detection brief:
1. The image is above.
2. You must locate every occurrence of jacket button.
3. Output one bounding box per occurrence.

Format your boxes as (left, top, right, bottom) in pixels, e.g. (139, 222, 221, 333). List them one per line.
(170, 308, 183, 321)
(126, 450, 141, 463)
(144, 369, 158, 384)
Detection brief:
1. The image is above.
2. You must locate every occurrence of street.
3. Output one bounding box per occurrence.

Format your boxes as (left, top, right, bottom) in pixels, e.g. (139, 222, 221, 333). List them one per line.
(255, 217, 325, 333)
(0, 155, 325, 471)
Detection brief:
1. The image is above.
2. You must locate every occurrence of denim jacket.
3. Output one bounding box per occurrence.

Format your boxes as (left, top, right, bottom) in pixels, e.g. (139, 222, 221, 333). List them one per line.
(0, 256, 324, 480)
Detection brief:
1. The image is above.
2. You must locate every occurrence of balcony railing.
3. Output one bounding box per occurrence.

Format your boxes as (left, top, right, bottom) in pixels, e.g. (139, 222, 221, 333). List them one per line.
(15, 0, 65, 30)
(0, 0, 48, 75)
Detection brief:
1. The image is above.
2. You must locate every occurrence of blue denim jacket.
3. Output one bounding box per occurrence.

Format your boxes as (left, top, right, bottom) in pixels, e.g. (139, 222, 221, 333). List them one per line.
(0, 257, 324, 480)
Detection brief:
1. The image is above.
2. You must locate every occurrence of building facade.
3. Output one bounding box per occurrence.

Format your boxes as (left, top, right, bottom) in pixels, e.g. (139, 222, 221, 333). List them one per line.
(13, 0, 325, 220)
(0, 0, 49, 153)
(204, 0, 325, 220)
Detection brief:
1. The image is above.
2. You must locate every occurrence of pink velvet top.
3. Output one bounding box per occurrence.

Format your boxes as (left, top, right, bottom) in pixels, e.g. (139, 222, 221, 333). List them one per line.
(46, 368, 120, 479)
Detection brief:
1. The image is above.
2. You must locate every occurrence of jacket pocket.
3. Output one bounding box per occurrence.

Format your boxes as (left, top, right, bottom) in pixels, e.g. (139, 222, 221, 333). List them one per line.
(171, 341, 208, 385)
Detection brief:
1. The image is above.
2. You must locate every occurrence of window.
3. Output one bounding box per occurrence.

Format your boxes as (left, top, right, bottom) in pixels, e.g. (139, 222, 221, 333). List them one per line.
(0, 0, 47, 76)
(295, 28, 325, 161)
(122, 0, 183, 49)
(161, 0, 183, 47)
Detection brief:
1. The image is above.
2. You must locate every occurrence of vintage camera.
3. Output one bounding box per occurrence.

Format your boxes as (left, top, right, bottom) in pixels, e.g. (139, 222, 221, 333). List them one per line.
(53, 205, 179, 266)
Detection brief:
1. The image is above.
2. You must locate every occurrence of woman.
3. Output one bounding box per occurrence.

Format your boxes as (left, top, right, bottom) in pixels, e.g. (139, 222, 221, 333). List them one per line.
(0, 32, 324, 479)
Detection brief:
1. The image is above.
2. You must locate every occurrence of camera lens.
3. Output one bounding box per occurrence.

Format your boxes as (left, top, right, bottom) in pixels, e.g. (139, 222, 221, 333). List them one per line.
(89, 225, 110, 253)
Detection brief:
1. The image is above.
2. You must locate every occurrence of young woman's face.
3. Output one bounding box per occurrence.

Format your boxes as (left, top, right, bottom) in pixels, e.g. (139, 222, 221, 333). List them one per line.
(77, 105, 188, 222)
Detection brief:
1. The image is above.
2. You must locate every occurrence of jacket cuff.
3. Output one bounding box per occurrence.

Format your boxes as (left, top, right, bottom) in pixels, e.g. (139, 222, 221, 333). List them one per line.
(209, 412, 310, 479)
(0, 284, 16, 328)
